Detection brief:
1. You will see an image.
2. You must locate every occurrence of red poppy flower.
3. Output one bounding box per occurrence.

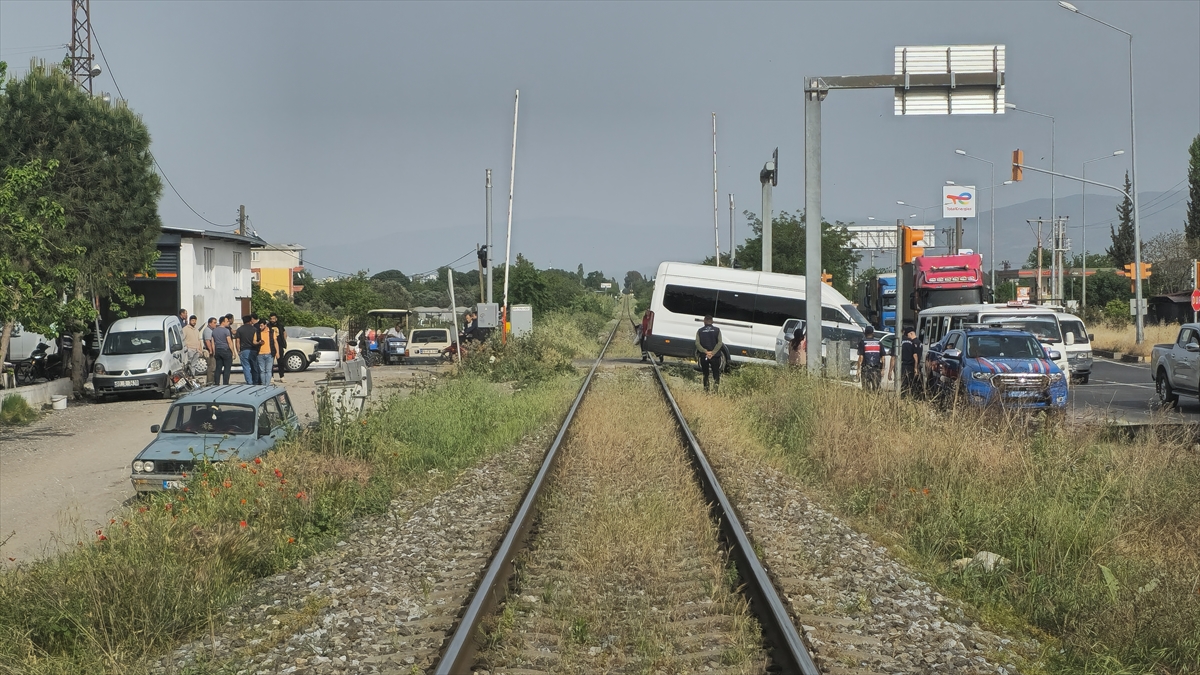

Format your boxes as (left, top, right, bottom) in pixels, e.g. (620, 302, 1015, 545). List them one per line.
(274, 468, 283, 478)
(223, 481, 232, 488)
(239, 520, 247, 528)
(254, 457, 262, 465)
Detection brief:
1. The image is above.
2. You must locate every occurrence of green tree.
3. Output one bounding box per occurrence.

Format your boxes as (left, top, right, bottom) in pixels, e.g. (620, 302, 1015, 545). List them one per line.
(1107, 171, 1136, 267)
(1, 60, 163, 391)
(718, 210, 860, 295)
(0, 159, 77, 362)
(507, 254, 549, 313)
(369, 278, 413, 310)
(371, 269, 409, 285)
(1187, 134, 1200, 245)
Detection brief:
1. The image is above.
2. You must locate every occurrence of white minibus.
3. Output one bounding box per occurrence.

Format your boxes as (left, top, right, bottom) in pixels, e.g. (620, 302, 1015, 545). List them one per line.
(642, 262, 870, 364)
(916, 302, 1070, 382)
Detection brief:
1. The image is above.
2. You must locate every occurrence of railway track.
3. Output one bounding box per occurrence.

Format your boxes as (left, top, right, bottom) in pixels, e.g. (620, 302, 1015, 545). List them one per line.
(434, 318, 820, 674)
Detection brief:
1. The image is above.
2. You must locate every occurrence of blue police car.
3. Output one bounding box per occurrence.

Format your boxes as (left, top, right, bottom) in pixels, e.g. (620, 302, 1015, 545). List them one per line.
(925, 326, 1069, 410)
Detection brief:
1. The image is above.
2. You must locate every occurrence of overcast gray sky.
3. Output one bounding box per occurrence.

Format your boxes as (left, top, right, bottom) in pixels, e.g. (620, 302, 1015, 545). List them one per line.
(2, 1, 1197, 280)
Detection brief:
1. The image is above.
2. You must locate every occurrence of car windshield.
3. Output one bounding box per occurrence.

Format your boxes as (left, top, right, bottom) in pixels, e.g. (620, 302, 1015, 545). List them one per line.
(841, 304, 871, 330)
(1061, 320, 1088, 344)
(979, 315, 1062, 342)
(103, 330, 165, 355)
(161, 403, 256, 435)
(966, 335, 1044, 359)
(410, 330, 447, 344)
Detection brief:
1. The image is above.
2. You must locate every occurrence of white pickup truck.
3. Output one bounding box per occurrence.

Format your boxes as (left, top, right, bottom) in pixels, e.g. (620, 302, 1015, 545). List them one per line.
(1151, 323, 1200, 407)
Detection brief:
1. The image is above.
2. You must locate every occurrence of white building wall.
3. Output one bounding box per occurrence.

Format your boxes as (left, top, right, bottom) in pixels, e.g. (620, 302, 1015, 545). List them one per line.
(182, 237, 253, 321)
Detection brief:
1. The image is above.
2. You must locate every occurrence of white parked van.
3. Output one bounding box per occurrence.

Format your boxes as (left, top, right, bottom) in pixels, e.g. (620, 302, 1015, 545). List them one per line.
(93, 315, 187, 398)
(915, 303, 1070, 384)
(642, 262, 870, 364)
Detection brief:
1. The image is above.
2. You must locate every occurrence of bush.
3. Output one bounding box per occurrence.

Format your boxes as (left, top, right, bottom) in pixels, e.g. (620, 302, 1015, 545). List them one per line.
(461, 310, 613, 385)
(1103, 299, 1130, 327)
(0, 395, 37, 426)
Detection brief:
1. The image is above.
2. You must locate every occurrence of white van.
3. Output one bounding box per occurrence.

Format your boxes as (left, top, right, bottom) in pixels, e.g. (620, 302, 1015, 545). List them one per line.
(643, 262, 870, 364)
(916, 303, 1070, 384)
(1055, 312, 1093, 384)
(93, 315, 187, 398)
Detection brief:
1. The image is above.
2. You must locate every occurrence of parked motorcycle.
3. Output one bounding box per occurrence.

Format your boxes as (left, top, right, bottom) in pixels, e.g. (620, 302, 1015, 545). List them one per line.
(29, 342, 65, 381)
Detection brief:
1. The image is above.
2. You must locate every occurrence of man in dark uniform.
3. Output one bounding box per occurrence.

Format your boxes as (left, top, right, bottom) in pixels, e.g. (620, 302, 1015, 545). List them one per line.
(695, 314, 724, 392)
(889, 326, 921, 396)
(856, 326, 884, 391)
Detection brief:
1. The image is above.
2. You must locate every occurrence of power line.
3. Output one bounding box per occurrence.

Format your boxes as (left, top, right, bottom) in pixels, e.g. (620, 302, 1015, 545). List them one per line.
(92, 25, 236, 230)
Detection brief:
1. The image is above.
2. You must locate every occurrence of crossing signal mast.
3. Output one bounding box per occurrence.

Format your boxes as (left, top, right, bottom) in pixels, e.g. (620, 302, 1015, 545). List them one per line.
(69, 0, 100, 94)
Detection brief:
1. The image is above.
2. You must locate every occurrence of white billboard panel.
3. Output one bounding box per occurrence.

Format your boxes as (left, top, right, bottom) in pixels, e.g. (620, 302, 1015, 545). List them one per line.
(942, 185, 977, 218)
(894, 45, 1005, 116)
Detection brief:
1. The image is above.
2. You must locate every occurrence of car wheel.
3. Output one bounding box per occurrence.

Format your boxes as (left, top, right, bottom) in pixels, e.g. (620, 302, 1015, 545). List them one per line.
(284, 351, 309, 372)
(1156, 369, 1178, 408)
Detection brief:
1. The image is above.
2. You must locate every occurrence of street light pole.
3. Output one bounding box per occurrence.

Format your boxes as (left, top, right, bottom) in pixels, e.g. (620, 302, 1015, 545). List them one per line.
(1007, 103, 1057, 300)
(954, 150, 995, 291)
(1060, 0, 1144, 343)
(1081, 149, 1125, 309)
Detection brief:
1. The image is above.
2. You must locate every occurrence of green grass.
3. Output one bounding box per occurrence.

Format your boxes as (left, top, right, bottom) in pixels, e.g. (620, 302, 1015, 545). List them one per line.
(686, 366, 1200, 674)
(0, 395, 38, 426)
(0, 325, 591, 674)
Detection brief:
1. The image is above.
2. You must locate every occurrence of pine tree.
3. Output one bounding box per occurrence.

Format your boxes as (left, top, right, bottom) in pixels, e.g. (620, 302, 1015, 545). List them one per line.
(1186, 134, 1200, 245)
(1107, 171, 1136, 267)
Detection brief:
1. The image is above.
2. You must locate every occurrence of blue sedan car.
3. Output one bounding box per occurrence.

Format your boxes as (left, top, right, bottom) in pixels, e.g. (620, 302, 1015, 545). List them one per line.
(925, 327, 1068, 409)
(130, 384, 300, 493)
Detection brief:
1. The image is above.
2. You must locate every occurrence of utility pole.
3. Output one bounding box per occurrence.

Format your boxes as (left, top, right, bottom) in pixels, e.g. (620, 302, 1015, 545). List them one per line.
(238, 205, 246, 236)
(728, 194, 736, 268)
(69, 0, 97, 94)
(1028, 218, 1047, 303)
(712, 113, 720, 266)
(953, 218, 963, 255)
(485, 169, 493, 305)
(761, 149, 778, 274)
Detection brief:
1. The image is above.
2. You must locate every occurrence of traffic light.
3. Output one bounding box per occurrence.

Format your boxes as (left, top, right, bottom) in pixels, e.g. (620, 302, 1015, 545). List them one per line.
(900, 226, 925, 264)
(1122, 263, 1135, 278)
(1139, 262, 1152, 279)
(1012, 149, 1024, 182)
(821, 271, 833, 286)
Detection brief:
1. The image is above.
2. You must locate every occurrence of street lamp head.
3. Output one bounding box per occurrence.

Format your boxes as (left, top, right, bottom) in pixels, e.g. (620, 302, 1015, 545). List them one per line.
(954, 149, 967, 155)
(1058, 1, 1079, 12)
(946, 181, 956, 185)
(89, 63, 102, 77)
(896, 200, 905, 205)
(909, 214, 917, 219)
(1113, 150, 1125, 156)
(1004, 102, 1017, 110)
(1003, 180, 1013, 185)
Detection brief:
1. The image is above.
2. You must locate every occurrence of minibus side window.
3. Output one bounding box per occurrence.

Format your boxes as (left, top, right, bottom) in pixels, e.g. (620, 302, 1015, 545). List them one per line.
(754, 294, 805, 327)
(663, 285, 718, 317)
(715, 290, 755, 323)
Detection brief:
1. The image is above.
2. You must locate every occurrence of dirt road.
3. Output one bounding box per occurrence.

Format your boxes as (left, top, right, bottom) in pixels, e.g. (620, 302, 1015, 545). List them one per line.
(0, 363, 437, 564)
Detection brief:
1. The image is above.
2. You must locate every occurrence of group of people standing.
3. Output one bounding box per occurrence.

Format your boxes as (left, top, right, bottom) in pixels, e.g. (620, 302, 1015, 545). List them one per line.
(177, 309, 287, 387)
(785, 320, 922, 397)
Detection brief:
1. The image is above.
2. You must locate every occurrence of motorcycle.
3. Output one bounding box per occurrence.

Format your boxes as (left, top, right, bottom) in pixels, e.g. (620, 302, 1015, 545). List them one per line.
(29, 342, 65, 381)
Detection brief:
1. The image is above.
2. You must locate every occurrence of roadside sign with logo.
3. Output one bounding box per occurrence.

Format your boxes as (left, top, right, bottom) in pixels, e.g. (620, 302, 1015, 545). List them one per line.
(1191, 289, 1200, 312)
(942, 185, 976, 218)
(1016, 286, 1030, 301)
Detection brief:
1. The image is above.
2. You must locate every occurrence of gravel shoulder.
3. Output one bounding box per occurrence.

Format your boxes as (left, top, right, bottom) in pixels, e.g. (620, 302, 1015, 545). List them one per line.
(151, 426, 553, 674)
(673, 384, 1046, 674)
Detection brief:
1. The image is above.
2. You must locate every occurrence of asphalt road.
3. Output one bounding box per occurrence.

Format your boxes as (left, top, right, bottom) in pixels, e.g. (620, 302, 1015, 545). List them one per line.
(1071, 358, 1200, 423)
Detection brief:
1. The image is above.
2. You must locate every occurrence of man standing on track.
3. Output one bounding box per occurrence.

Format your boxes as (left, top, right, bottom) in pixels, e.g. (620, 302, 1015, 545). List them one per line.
(856, 326, 884, 391)
(695, 314, 724, 393)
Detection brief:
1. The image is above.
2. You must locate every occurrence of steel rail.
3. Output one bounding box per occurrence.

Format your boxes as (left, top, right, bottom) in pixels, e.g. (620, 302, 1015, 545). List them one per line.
(649, 361, 821, 675)
(433, 318, 621, 675)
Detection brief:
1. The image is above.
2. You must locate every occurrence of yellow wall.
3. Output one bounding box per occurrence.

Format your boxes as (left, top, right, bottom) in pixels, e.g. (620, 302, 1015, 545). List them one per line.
(257, 267, 293, 297)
